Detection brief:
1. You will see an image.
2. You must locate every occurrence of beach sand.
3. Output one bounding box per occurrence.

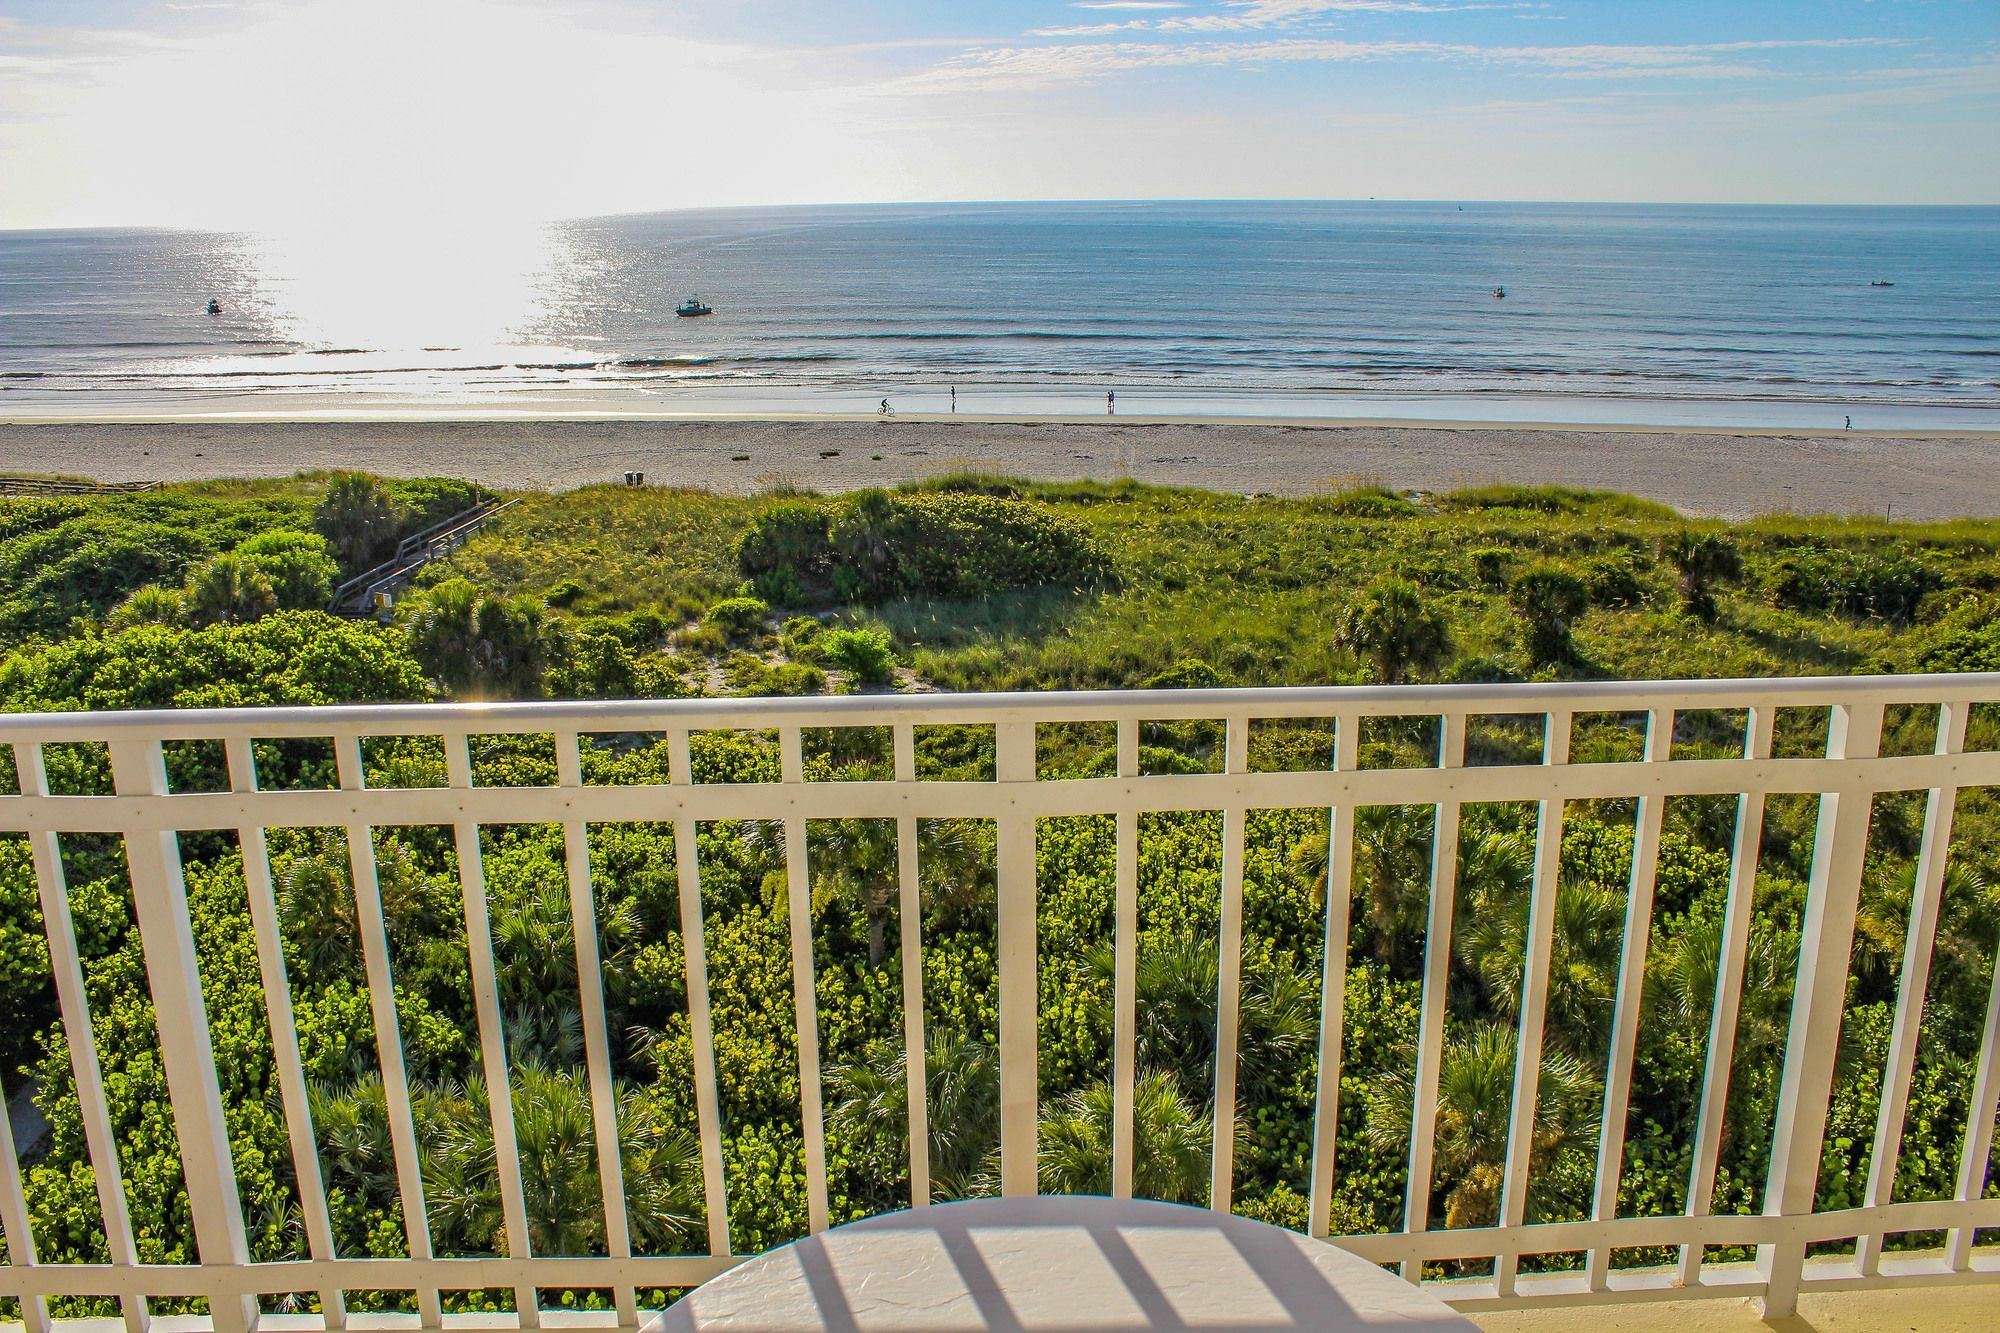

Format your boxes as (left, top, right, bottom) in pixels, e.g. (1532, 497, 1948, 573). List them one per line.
(2, 417, 1997, 520)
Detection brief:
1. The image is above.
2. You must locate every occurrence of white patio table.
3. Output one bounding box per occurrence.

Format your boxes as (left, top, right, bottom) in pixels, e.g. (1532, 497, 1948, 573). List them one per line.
(657, 1195, 1477, 1331)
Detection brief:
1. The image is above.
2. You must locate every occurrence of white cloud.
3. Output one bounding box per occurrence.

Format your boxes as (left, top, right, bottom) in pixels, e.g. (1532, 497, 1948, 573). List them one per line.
(893, 35, 1910, 94)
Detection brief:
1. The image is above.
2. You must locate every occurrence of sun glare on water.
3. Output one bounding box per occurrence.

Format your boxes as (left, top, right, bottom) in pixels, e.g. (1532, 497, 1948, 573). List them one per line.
(242, 219, 566, 358)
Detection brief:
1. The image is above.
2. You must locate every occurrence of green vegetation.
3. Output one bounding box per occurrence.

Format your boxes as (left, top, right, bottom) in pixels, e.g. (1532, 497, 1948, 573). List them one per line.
(3, 471, 1999, 1320)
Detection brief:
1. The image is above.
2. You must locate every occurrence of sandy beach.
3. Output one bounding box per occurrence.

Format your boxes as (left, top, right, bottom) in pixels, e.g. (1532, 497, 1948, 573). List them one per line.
(3, 417, 1998, 521)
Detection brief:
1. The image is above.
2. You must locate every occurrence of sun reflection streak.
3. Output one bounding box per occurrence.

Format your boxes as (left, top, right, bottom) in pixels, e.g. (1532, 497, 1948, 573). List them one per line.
(244, 217, 569, 356)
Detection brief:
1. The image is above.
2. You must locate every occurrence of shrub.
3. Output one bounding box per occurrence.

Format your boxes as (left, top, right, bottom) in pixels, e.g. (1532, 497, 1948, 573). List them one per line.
(1440, 484, 1678, 520)
(703, 596, 770, 641)
(1659, 531, 1742, 620)
(1509, 561, 1590, 666)
(1318, 487, 1420, 519)
(1336, 577, 1453, 684)
(820, 626, 896, 686)
(723, 655, 826, 697)
(405, 578, 555, 698)
(389, 478, 484, 532)
(315, 473, 405, 572)
(1143, 658, 1224, 690)
(1580, 549, 1652, 609)
(779, 615, 824, 660)
(737, 502, 833, 580)
(545, 577, 587, 608)
(747, 567, 803, 605)
(1469, 548, 1513, 588)
(873, 491, 1114, 600)
(107, 584, 185, 630)
(742, 489, 1113, 605)
(1765, 548, 1941, 625)
(235, 529, 340, 609)
(1917, 616, 2000, 673)
(184, 553, 279, 627)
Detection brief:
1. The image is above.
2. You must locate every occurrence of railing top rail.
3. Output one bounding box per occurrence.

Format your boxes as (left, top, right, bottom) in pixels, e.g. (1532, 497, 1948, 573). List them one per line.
(3, 673, 1999, 744)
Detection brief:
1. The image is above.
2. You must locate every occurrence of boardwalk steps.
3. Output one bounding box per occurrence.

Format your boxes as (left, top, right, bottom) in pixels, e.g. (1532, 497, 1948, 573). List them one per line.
(328, 497, 517, 616)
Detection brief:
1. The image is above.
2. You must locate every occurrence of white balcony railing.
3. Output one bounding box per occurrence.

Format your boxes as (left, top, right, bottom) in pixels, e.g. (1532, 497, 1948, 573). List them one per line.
(2, 676, 1998, 1328)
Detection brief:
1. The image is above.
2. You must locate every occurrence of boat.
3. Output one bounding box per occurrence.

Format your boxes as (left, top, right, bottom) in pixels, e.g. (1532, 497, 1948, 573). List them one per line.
(1870, 280, 1895, 287)
(206, 298, 223, 315)
(676, 296, 713, 317)
(1492, 286, 1506, 299)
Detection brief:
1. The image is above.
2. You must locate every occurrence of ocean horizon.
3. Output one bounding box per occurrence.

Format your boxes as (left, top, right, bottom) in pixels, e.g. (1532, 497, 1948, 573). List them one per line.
(3, 199, 1996, 430)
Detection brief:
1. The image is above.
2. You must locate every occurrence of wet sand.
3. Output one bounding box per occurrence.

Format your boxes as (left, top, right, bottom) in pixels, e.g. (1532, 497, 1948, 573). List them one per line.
(2, 417, 1997, 520)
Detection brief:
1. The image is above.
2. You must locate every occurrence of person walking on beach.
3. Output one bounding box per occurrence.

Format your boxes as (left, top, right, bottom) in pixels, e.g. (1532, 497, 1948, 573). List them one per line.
(1845, 415, 1852, 430)
(1107, 390, 1116, 416)
(951, 386, 956, 412)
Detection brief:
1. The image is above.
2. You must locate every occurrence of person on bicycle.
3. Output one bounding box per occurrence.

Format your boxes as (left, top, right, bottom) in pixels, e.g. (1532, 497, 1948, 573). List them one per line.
(880, 398, 891, 416)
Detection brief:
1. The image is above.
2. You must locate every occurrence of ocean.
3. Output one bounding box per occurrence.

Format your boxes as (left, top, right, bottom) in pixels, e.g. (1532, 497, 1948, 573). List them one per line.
(1, 200, 1996, 428)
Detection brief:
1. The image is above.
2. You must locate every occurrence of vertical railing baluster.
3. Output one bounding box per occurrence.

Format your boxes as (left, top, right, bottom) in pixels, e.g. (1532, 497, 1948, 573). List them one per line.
(1856, 702, 1968, 1274)
(1586, 708, 1672, 1288)
(1944, 911, 2000, 1270)
(107, 740, 257, 1333)
(1209, 717, 1251, 1212)
(0, 1059, 51, 1333)
(1112, 718, 1140, 1200)
(1755, 700, 1883, 1319)
(1677, 704, 1774, 1285)
(332, 735, 441, 1327)
(444, 737, 538, 1327)
(552, 733, 638, 1328)
(1493, 709, 1571, 1296)
(1307, 714, 1359, 1239)
(225, 738, 344, 1328)
(1401, 712, 1466, 1282)
(13, 742, 149, 1333)
(892, 725, 930, 1209)
(779, 727, 830, 1234)
(668, 728, 731, 1259)
(995, 721, 1039, 1197)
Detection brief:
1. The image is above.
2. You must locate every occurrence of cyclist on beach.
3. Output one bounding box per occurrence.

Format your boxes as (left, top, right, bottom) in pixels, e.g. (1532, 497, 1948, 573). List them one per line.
(880, 398, 892, 417)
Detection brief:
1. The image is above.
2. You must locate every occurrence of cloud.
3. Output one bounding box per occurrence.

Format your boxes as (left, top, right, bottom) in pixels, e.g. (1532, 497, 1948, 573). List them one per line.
(893, 35, 1910, 94)
(1161, 0, 1514, 31)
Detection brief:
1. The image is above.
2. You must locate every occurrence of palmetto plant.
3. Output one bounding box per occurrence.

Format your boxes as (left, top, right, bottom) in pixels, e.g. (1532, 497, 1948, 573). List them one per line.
(312, 1065, 700, 1258)
(1365, 1021, 1600, 1231)
(826, 1031, 1000, 1202)
(803, 817, 994, 968)
(1852, 861, 1996, 1035)
(1291, 805, 1440, 969)
(1457, 867, 1627, 1061)
(1335, 576, 1453, 684)
(1658, 531, 1742, 620)
(1083, 933, 1315, 1104)
(185, 553, 278, 627)
(1644, 911, 1802, 1153)
(1038, 1068, 1233, 1205)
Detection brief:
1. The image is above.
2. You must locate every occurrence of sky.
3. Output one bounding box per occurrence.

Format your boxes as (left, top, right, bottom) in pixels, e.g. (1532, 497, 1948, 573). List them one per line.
(0, 0, 1996, 229)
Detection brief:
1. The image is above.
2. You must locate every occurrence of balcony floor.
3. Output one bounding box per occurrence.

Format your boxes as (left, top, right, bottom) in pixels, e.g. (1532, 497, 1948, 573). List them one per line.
(1471, 1284, 1996, 1332)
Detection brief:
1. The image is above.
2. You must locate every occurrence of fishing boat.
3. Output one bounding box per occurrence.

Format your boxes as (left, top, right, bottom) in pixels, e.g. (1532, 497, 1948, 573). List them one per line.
(1492, 286, 1506, 299)
(206, 298, 223, 315)
(1870, 280, 1895, 288)
(676, 295, 713, 317)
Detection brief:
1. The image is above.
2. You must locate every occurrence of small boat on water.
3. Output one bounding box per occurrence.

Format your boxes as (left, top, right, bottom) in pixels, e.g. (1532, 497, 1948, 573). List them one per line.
(1870, 280, 1896, 288)
(206, 298, 223, 315)
(676, 295, 713, 317)
(1492, 286, 1506, 299)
